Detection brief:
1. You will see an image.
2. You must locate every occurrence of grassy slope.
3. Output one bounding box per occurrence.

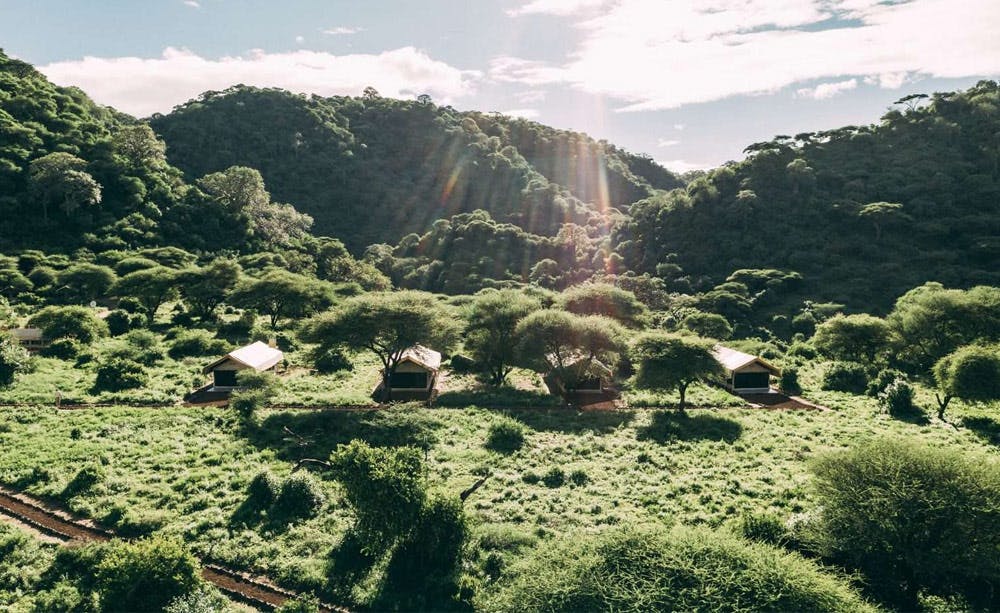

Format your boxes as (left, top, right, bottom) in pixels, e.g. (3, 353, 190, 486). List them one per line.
(0, 368, 997, 604)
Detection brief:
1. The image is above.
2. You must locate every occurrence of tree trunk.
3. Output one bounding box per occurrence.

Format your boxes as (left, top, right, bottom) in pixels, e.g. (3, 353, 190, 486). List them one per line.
(382, 371, 393, 402)
(678, 382, 688, 411)
(935, 393, 951, 420)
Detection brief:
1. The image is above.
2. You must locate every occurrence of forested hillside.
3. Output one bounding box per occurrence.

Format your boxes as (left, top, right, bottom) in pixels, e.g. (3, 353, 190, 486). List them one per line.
(150, 86, 677, 252)
(615, 82, 1000, 311)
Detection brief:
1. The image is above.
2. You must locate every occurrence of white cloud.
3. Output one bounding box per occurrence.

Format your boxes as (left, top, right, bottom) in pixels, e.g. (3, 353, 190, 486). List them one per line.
(507, 0, 608, 17)
(795, 78, 858, 100)
(656, 138, 680, 147)
(500, 108, 540, 119)
(323, 26, 363, 35)
(491, 0, 1000, 111)
(673, 123, 685, 131)
(295, 35, 305, 44)
(182, 0, 200, 7)
(515, 89, 547, 103)
(657, 159, 713, 173)
(38, 47, 480, 117)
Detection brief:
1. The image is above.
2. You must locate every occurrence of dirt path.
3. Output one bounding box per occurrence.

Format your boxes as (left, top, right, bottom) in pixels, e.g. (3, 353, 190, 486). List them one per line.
(0, 486, 347, 612)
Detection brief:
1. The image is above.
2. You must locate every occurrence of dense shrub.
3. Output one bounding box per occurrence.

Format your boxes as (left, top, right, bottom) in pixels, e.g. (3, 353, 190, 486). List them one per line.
(811, 439, 1000, 608)
(28, 305, 108, 344)
(62, 463, 104, 498)
(778, 365, 801, 393)
(245, 470, 281, 512)
(735, 511, 790, 547)
(275, 594, 321, 613)
(105, 308, 146, 336)
(0, 337, 31, 388)
(485, 418, 526, 453)
(168, 329, 230, 359)
(41, 337, 83, 360)
(165, 584, 230, 613)
(273, 473, 326, 522)
(94, 357, 148, 392)
(820, 361, 868, 394)
(877, 379, 917, 417)
(311, 347, 353, 374)
(786, 341, 818, 360)
(487, 526, 876, 612)
(123, 329, 166, 365)
(866, 368, 907, 397)
(542, 467, 566, 488)
(449, 353, 477, 373)
(569, 469, 589, 486)
(95, 536, 202, 612)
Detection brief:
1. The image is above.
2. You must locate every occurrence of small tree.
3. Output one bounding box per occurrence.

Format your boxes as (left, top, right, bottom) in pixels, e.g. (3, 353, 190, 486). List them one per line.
(95, 536, 202, 612)
(301, 291, 458, 401)
(514, 310, 625, 402)
(559, 283, 649, 328)
(55, 263, 117, 304)
(177, 259, 241, 319)
(230, 270, 335, 329)
(0, 336, 31, 388)
(465, 290, 540, 386)
(28, 152, 102, 220)
(681, 312, 733, 340)
(630, 332, 722, 409)
(112, 266, 179, 323)
(812, 313, 891, 364)
(28, 305, 108, 344)
(933, 345, 1000, 419)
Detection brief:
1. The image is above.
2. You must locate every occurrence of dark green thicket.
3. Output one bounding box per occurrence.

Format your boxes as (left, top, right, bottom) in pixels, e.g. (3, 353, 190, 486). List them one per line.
(811, 439, 1000, 609)
(487, 526, 876, 612)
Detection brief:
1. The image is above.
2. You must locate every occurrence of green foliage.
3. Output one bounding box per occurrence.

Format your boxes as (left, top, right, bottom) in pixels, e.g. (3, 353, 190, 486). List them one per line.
(778, 365, 801, 394)
(105, 308, 144, 336)
(877, 378, 917, 418)
(177, 259, 242, 319)
(245, 470, 281, 512)
(513, 310, 625, 399)
(630, 332, 722, 408)
(94, 536, 202, 612)
(487, 526, 875, 612)
(94, 357, 148, 392)
(28, 305, 108, 344)
(164, 584, 230, 613)
(681, 311, 733, 340)
(811, 439, 1000, 608)
(112, 266, 179, 322)
(273, 473, 326, 523)
(812, 314, 891, 364)
(866, 368, 907, 397)
(542, 467, 566, 488)
(558, 283, 648, 328)
(54, 263, 117, 304)
(168, 329, 230, 359)
(327, 440, 427, 550)
(40, 337, 83, 360)
(0, 336, 30, 388)
(485, 418, 527, 454)
(933, 344, 1000, 418)
(230, 269, 334, 329)
(275, 593, 320, 613)
(465, 289, 541, 385)
(310, 346, 353, 374)
(820, 361, 868, 394)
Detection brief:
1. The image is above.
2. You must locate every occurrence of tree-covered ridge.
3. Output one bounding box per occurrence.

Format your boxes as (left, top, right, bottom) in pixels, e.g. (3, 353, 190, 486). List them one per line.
(150, 86, 679, 252)
(615, 80, 1000, 312)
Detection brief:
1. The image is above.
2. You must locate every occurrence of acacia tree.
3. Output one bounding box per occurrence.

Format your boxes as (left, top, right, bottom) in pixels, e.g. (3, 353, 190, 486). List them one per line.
(177, 259, 242, 319)
(514, 310, 625, 402)
(630, 332, 722, 409)
(301, 291, 459, 400)
(55, 263, 117, 304)
(812, 313, 892, 364)
(112, 266, 179, 323)
(229, 270, 335, 329)
(28, 152, 102, 220)
(932, 345, 1000, 419)
(28, 305, 108, 344)
(558, 283, 649, 328)
(465, 290, 540, 386)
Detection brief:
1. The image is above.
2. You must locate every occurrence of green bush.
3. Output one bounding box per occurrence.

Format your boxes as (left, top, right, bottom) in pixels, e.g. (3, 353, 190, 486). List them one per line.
(273, 473, 326, 522)
(811, 439, 1000, 608)
(312, 347, 353, 374)
(820, 361, 868, 394)
(778, 365, 801, 393)
(485, 418, 526, 453)
(94, 357, 148, 392)
(95, 536, 202, 612)
(275, 593, 320, 613)
(735, 511, 790, 547)
(41, 337, 83, 360)
(542, 467, 566, 488)
(486, 526, 876, 612)
(866, 368, 907, 397)
(0, 337, 31, 388)
(62, 463, 104, 498)
(449, 353, 477, 373)
(786, 341, 818, 360)
(165, 584, 230, 613)
(877, 379, 918, 417)
(168, 329, 230, 359)
(105, 308, 145, 336)
(28, 305, 108, 344)
(569, 469, 589, 486)
(246, 470, 281, 512)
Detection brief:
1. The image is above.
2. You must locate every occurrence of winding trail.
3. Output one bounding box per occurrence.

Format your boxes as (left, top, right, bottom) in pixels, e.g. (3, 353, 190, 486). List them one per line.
(0, 486, 347, 612)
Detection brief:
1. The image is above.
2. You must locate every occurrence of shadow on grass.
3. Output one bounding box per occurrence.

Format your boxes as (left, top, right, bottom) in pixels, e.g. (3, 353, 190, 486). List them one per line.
(887, 408, 931, 426)
(435, 387, 560, 409)
(324, 530, 380, 604)
(963, 416, 1000, 446)
(637, 410, 743, 444)
(507, 409, 634, 435)
(244, 407, 444, 464)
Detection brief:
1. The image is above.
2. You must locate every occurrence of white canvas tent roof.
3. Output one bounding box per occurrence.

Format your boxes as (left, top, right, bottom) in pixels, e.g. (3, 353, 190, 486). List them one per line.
(398, 345, 442, 371)
(712, 345, 780, 374)
(203, 341, 283, 374)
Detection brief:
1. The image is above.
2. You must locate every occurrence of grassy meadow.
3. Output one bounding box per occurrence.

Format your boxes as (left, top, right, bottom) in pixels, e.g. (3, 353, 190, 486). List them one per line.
(0, 357, 997, 607)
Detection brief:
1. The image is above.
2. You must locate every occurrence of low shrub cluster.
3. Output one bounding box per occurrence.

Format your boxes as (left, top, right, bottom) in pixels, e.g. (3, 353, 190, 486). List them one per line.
(820, 361, 868, 394)
(485, 418, 526, 453)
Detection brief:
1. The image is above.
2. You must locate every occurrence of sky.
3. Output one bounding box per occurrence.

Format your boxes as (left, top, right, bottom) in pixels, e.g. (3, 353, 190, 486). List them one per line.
(1, 0, 998, 172)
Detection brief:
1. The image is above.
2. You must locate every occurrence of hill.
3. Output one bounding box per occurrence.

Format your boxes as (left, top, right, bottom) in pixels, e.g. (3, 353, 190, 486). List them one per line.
(149, 86, 680, 252)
